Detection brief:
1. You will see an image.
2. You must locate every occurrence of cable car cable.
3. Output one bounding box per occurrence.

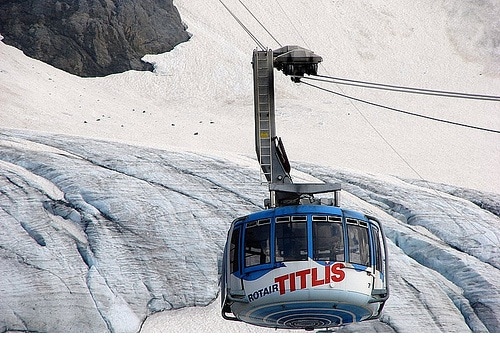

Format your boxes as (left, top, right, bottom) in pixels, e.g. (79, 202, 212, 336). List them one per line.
(299, 80, 495, 244)
(274, 0, 309, 49)
(302, 74, 500, 102)
(271, 5, 497, 246)
(239, 0, 282, 47)
(300, 80, 500, 134)
(271, 1, 453, 224)
(300, 76, 500, 239)
(270, 3, 432, 178)
(218, 0, 266, 50)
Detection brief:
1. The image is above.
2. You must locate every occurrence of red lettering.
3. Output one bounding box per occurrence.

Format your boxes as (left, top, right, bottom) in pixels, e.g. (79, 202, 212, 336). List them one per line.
(331, 262, 345, 282)
(296, 269, 310, 289)
(274, 263, 346, 296)
(324, 265, 330, 284)
(289, 272, 296, 292)
(311, 267, 324, 287)
(274, 274, 288, 295)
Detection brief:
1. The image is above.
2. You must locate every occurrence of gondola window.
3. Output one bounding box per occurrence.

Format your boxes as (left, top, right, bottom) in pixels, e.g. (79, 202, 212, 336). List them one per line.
(229, 226, 240, 274)
(275, 216, 307, 262)
(312, 216, 344, 262)
(347, 220, 370, 266)
(372, 222, 384, 273)
(244, 219, 271, 267)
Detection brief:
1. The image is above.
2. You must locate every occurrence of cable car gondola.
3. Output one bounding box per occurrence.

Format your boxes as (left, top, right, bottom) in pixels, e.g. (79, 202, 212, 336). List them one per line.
(220, 46, 389, 331)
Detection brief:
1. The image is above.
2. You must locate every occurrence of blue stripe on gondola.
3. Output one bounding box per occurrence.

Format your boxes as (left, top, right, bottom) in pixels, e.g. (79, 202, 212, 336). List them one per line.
(242, 204, 354, 220)
(352, 263, 369, 271)
(242, 262, 287, 280)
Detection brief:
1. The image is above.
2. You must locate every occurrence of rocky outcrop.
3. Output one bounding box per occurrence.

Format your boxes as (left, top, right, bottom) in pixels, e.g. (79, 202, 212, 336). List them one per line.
(0, 0, 191, 77)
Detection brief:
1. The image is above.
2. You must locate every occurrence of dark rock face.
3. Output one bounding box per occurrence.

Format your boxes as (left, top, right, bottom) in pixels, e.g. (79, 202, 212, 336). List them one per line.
(0, 0, 191, 77)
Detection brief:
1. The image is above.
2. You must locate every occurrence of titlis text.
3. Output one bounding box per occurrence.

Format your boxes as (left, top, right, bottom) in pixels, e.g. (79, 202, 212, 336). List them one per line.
(247, 263, 345, 302)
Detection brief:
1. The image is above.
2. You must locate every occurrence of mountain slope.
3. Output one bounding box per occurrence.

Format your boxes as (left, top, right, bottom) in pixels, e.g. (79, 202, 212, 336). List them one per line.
(0, 0, 499, 333)
(1, 0, 499, 194)
(1, 129, 498, 332)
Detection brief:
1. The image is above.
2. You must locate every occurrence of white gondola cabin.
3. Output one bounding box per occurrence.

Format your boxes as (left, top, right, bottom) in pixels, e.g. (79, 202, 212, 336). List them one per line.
(221, 204, 388, 330)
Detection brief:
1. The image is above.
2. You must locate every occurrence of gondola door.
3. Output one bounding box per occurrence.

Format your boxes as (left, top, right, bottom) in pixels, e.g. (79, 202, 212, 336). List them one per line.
(221, 221, 245, 320)
(368, 217, 389, 304)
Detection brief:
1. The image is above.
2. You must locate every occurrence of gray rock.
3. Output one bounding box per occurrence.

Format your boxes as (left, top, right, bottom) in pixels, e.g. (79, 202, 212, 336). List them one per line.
(0, 0, 191, 76)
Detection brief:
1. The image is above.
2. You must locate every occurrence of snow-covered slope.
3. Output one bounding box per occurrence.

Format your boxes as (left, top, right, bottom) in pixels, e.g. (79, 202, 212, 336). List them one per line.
(1, 129, 499, 333)
(0, 0, 499, 333)
(1, 0, 499, 194)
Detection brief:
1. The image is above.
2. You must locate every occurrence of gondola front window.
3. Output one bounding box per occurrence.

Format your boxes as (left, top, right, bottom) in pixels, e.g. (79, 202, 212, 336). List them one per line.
(229, 226, 240, 274)
(312, 215, 344, 262)
(371, 221, 384, 273)
(244, 219, 271, 267)
(347, 219, 371, 267)
(275, 216, 308, 262)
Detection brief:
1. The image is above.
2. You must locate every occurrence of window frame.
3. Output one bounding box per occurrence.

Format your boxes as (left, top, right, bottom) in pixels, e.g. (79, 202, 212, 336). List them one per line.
(274, 215, 308, 263)
(312, 215, 344, 262)
(346, 218, 372, 267)
(243, 218, 272, 269)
